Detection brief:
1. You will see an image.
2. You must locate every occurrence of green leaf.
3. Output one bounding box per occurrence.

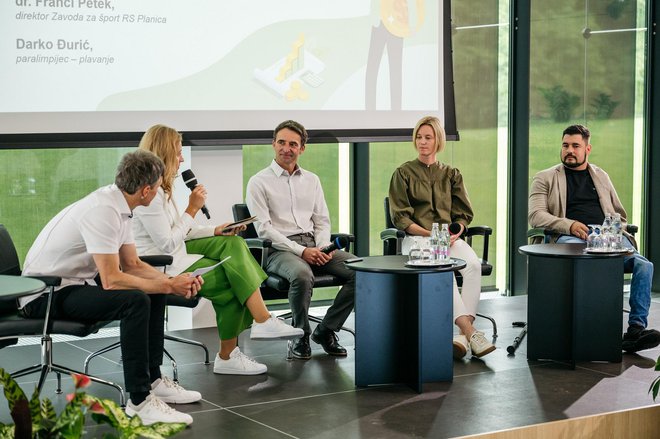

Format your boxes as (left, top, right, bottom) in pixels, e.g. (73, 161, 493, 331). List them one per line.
(0, 425, 16, 439)
(649, 377, 660, 401)
(0, 368, 27, 412)
(28, 387, 42, 424)
(149, 422, 187, 437)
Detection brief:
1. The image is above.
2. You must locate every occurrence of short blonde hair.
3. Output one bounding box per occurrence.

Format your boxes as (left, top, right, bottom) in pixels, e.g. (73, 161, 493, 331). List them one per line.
(138, 124, 182, 196)
(413, 116, 446, 154)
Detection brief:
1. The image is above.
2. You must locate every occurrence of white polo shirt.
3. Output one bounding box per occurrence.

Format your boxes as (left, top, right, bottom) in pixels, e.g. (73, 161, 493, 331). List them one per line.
(20, 185, 135, 307)
(246, 160, 331, 256)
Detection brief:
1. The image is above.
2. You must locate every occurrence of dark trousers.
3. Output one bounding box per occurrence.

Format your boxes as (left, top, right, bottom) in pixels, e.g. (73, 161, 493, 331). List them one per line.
(23, 284, 166, 394)
(266, 234, 355, 335)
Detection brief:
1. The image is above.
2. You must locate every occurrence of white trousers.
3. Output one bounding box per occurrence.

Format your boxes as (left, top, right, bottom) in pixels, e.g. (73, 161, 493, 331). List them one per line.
(401, 236, 482, 322)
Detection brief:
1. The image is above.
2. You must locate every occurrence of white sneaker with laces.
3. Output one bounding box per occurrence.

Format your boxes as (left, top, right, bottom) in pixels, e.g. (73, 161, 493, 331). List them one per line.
(250, 313, 304, 340)
(453, 334, 468, 359)
(125, 394, 193, 426)
(214, 347, 267, 375)
(469, 331, 496, 358)
(151, 376, 202, 404)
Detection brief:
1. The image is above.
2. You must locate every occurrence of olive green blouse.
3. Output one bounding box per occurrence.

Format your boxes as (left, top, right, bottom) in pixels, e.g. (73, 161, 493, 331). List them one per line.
(388, 159, 474, 232)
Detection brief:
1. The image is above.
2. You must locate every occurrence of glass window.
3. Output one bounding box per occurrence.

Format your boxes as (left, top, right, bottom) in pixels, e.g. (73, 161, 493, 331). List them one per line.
(529, 0, 646, 246)
(0, 147, 132, 262)
(368, 1, 509, 290)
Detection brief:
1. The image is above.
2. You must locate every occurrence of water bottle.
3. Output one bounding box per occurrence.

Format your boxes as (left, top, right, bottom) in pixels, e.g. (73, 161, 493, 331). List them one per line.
(439, 224, 450, 261)
(611, 213, 623, 250)
(429, 223, 440, 261)
(602, 214, 613, 249)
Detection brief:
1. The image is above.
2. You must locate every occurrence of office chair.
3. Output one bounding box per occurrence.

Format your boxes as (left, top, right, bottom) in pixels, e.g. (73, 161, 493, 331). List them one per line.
(232, 204, 356, 359)
(380, 197, 498, 339)
(0, 224, 125, 405)
(83, 255, 210, 383)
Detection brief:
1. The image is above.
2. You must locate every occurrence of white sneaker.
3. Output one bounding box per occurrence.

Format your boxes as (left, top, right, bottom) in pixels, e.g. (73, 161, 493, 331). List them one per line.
(213, 347, 267, 375)
(125, 394, 193, 426)
(469, 331, 496, 358)
(250, 313, 305, 340)
(151, 377, 202, 404)
(453, 335, 468, 359)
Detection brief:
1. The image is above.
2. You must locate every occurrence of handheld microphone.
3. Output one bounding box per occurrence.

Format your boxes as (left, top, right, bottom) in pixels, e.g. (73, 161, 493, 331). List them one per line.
(449, 223, 462, 235)
(181, 169, 211, 219)
(321, 236, 349, 254)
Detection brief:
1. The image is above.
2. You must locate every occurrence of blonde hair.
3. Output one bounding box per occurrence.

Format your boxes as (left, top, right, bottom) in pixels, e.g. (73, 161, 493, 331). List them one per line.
(413, 116, 446, 154)
(138, 124, 182, 196)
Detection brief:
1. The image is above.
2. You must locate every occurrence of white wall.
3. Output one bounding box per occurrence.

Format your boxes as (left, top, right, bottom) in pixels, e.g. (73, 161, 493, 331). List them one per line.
(167, 147, 244, 331)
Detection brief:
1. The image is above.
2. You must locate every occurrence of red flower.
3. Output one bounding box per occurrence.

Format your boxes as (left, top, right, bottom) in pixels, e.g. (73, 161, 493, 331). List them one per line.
(71, 373, 91, 389)
(89, 401, 106, 415)
(66, 393, 75, 402)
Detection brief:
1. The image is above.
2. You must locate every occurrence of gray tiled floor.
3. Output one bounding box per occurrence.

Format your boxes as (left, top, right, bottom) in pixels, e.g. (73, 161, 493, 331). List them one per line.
(1, 295, 659, 438)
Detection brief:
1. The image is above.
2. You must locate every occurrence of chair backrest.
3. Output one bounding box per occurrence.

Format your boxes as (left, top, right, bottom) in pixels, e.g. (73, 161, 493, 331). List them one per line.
(384, 197, 395, 229)
(232, 204, 259, 239)
(0, 224, 21, 276)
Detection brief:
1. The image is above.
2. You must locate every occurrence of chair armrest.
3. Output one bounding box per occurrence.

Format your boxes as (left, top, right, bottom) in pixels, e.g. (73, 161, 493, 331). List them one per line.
(244, 238, 272, 249)
(244, 238, 272, 268)
(26, 275, 61, 287)
(140, 255, 174, 267)
(465, 226, 493, 262)
(465, 226, 492, 238)
(380, 228, 405, 241)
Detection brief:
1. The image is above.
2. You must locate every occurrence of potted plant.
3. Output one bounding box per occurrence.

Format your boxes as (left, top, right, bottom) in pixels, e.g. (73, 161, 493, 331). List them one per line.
(0, 368, 186, 438)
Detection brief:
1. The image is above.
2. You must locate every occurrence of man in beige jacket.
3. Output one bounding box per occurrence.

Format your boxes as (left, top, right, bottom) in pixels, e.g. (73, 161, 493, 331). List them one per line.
(528, 124, 659, 353)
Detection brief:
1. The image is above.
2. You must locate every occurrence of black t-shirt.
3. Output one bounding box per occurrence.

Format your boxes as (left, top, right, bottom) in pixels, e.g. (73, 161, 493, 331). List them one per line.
(565, 167, 604, 226)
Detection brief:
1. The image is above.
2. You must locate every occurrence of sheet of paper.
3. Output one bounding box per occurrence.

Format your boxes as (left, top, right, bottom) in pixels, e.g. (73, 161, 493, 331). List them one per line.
(190, 256, 231, 277)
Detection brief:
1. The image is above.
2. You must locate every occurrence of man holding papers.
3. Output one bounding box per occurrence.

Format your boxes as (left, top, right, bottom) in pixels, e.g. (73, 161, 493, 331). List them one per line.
(133, 124, 302, 376)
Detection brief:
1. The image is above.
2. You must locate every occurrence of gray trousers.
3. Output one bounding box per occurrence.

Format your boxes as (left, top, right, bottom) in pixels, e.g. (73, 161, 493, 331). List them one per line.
(266, 234, 355, 335)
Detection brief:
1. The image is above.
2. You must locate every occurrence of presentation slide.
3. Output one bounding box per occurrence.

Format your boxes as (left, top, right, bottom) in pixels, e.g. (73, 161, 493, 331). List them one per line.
(0, 0, 453, 138)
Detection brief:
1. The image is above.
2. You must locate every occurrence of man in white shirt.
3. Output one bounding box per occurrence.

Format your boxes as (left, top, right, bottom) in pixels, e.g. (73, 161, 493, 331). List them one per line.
(21, 150, 201, 426)
(246, 120, 355, 360)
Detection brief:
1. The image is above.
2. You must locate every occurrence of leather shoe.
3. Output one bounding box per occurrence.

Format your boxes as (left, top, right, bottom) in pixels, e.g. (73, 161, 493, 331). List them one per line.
(311, 325, 347, 356)
(291, 335, 311, 360)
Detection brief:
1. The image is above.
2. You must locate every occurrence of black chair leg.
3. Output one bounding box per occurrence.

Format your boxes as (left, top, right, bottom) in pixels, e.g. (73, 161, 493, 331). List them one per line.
(163, 348, 178, 383)
(12, 335, 125, 406)
(476, 313, 498, 340)
(84, 340, 122, 374)
(165, 334, 210, 364)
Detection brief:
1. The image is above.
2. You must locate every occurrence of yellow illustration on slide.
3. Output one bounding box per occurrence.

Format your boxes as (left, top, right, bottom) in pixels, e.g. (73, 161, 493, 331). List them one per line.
(253, 34, 325, 101)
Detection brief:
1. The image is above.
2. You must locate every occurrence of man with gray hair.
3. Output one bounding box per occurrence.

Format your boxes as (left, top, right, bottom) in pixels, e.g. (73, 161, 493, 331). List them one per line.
(21, 150, 202, 426)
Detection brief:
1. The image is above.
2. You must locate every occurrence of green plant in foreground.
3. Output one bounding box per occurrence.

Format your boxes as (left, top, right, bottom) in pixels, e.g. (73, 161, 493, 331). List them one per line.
(649, 355, 660, 401)
(0, 368, 186, 438)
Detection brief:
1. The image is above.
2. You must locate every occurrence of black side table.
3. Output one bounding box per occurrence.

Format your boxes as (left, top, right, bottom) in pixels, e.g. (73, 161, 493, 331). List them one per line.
(519, 243, 631, 364)
(346, 255, 465, 392)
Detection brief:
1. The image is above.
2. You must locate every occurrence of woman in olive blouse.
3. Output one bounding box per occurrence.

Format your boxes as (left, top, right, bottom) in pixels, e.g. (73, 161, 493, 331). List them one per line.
(388, 116, 495, 359)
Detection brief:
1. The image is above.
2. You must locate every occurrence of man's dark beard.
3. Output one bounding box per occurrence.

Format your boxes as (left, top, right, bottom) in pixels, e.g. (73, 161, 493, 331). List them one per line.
(561, 155, 585, 169)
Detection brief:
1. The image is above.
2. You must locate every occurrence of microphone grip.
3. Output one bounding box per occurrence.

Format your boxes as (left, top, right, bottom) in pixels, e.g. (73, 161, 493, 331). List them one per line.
(321, 237, 341, 254)
(449, 223, 462, 235)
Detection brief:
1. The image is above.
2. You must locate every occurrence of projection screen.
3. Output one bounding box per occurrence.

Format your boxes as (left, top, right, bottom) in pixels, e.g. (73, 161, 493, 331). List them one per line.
(0, 0, 457, 144)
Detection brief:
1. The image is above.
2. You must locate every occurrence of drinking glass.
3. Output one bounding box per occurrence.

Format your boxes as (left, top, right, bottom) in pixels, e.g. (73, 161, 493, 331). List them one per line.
(408, 238, 422, 263)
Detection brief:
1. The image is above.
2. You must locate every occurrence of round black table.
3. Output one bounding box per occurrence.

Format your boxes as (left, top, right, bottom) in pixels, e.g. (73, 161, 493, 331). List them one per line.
(345, 255, 465, 392)
(518, 243, 632, 364)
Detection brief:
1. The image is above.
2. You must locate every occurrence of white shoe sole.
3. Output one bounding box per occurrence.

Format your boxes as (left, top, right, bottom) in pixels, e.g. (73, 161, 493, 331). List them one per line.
(213, 367, 267, 375)
(471, 345, 496, 358)
(250, 328, 304, 341)
(156, 395, 201, 404)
